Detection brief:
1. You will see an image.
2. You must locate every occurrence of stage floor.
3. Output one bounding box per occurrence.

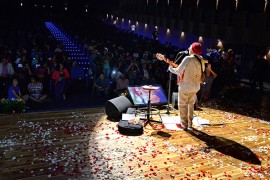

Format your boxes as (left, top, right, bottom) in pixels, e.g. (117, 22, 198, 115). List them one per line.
(0, 105, 269, 179)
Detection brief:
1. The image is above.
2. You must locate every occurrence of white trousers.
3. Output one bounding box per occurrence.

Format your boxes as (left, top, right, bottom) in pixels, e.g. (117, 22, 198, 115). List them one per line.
(178, 91, 197, 128)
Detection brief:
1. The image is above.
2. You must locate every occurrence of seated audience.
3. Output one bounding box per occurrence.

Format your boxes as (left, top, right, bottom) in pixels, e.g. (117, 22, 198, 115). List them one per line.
(7, 78, 24, 101)
(111, 67, 123, 84)
(0, 57, 15, 98)
(14, 62, 32, 95)
(0, 57, 14, 81)
(113, 74, 129, 96)
(51, 63, 70, 101)
(94, 73, 110, 97)
(27, 75, 47, 103)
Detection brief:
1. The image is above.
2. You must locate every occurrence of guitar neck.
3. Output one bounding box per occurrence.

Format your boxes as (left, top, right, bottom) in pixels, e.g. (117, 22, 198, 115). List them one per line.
(163, 57, 179, 68)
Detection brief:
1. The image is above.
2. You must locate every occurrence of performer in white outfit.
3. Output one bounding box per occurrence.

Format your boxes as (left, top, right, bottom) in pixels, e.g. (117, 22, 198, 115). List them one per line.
(168, 42, 203, 130)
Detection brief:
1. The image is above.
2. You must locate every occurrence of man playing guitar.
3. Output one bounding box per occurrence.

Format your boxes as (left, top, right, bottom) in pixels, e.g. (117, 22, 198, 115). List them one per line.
(156, 42, 203, 131)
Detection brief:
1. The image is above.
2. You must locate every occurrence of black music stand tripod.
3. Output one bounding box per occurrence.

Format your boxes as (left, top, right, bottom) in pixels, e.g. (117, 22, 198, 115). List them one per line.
(139, 85, 162, 127)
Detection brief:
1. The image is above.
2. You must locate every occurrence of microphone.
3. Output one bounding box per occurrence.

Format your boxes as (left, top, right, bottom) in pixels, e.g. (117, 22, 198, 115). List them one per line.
(174, 50, 188, 63)
(179, 50, 188, 54)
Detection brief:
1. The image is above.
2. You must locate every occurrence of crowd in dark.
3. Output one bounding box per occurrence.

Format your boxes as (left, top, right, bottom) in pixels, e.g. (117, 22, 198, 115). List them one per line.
(0, 17, 269, 110)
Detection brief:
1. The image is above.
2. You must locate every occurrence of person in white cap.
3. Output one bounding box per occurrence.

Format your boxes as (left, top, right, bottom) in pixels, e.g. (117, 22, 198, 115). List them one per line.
(168, 42, 203, 131)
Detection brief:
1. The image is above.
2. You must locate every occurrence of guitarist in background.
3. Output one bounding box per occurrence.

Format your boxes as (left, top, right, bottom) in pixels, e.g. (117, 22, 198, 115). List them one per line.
(167, 42, 203, 131)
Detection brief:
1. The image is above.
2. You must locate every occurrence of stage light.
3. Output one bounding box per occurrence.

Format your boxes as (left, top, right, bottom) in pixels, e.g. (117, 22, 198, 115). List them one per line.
(20, 1, 23, 7)
(116, 17, 119, 20)
(106, 14, 109, 18)
(156, 0, 158, 4)
(147, 0, 149, 5)
(136, 21, 139, 26)
(128, 20, 131, 24)
(197, 0, 200, 8)
(180, 0, 183, 8)
(199, 36, 203, 43)
(145, 23, 148, 28)
(167, 0, 170, 5)
(235, 0, 238, 11)
(216, 0, 219, 10)
(166, 28, 170, 34)
(122, 18, 124, 23)
(65, 3, 68, 11)
(85, 4, 88, 13)
(111, 15, 113, 19)
(266, 49, 270, 60)
(180, 32, 185, 39)
(217, 39, 223, 49)
(265, 0, 268, 12)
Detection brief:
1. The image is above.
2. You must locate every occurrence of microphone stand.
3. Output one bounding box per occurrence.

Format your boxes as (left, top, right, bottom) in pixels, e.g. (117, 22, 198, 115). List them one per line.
(166, 52, 186, 115)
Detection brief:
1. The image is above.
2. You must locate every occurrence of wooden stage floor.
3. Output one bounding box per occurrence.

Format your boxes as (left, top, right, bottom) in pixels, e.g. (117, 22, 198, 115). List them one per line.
(0, 105, 269, 179)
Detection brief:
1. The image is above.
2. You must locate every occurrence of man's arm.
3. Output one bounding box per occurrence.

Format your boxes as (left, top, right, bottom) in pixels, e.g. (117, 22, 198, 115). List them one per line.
(168, 56, 189, 75)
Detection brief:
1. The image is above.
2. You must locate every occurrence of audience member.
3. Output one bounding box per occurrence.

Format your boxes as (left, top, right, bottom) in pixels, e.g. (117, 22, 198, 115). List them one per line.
(223, 49, 236, 86)
(7, 78, 24, 101)
(0, 57, 14, 80)
(14, 62, 32, 95)
(51, 62, 70, 101)
(139, 63, 151, 85)
(251, 51, 268, 92)
(27, 75, 47, 103)
(113, 74, 129, 96)
(31, 54, 42, 69)
(102, 47, 111, 77)
(198, 63, 218, 101)
(111, 67, 123, 83)
(126, 62, 140, 85)
(94, 73, 110, 97)
(140, 52, 152, 65)
(0, 57, 15, 98)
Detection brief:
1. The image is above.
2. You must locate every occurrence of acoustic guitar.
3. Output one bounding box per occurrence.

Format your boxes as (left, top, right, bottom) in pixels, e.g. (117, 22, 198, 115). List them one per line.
(155, 53, 208, 68)
(155, 53, 178, 68)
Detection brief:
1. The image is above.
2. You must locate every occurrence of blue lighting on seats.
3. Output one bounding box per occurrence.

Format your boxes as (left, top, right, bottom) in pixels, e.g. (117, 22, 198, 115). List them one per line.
(45, 21, 91, 77)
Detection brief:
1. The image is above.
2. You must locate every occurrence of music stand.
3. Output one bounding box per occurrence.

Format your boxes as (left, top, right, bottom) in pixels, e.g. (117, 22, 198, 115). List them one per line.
(139, 85, 162, 127)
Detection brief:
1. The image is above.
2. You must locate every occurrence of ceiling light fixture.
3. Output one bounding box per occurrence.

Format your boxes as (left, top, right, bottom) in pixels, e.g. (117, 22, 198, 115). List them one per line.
(216, 0, 219, 10)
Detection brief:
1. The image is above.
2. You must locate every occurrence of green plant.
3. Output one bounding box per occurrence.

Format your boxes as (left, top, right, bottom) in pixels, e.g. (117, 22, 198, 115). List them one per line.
(0, 99, 26, 114)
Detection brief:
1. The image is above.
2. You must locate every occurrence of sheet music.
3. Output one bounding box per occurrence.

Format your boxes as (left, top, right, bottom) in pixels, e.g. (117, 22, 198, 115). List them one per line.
(122, 114, 136, 121)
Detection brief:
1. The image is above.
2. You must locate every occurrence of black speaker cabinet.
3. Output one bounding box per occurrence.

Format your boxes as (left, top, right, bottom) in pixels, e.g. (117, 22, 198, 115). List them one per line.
(105, 96, 133, 119)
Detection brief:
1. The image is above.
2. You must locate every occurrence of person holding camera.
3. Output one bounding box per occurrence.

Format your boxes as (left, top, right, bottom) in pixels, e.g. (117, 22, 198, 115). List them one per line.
(126, 62, 140, 85)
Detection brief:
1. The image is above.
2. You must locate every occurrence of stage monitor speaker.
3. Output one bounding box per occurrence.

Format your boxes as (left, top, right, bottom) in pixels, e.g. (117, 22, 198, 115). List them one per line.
(105, 96, 133, 119)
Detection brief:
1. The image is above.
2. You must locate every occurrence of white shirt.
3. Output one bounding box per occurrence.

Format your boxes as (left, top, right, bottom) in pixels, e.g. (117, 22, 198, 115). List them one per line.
(169, 55, 201, 93)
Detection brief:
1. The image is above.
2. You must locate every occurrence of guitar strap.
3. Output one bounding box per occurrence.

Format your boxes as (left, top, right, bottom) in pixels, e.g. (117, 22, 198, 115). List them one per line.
(194, 55, 204, 82)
